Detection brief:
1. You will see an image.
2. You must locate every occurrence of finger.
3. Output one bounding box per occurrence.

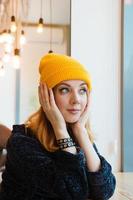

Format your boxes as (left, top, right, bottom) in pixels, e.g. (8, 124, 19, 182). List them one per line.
(81, 91, 90, 118)
(85, 90, 90, 110)
(38, 85, 42, 105)
(43, 83, 50, 106)
(38, 84, 46, 112)
(40, 83, 50, 109)
(49, 88, 56, 106)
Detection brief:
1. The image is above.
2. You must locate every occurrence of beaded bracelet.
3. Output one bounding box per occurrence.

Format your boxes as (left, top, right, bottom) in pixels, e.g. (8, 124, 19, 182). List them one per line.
(57, 138, 75, 150)
(57, 138, 73, 144)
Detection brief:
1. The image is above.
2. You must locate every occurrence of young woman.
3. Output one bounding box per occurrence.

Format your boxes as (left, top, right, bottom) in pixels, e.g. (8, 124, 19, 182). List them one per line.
(0, 53, 116, 200)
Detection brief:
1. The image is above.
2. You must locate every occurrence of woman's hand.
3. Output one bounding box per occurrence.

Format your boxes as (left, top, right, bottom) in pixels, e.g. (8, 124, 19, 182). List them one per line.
(69, 91, 91, 146)
(71, 90, 90, 130)
(38, 83, 69, 139)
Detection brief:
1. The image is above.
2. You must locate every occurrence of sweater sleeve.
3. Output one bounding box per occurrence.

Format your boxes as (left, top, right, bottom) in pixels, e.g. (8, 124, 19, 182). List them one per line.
(86, 144, 116, 200)
(2, 129, 89, 200)
(54, 144, 116, 200)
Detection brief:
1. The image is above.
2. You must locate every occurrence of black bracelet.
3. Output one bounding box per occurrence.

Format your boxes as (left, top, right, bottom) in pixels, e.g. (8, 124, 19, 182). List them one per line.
(57, 137, 75, 150)
(57, 137, 73, 144)
(59, 141, 76, 150)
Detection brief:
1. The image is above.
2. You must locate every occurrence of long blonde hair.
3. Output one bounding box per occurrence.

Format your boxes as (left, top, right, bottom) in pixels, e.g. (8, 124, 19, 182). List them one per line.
(25, 107, 94, 152)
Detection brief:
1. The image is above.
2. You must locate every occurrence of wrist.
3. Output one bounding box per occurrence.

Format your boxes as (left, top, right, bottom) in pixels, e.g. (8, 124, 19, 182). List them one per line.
(76, 130, 91, 148)
(57, 138, 76, 152)
(72, 124, 86, 133)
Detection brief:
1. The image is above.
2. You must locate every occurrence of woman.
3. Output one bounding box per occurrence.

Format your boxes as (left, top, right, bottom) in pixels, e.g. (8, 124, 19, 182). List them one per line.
(0, 53, 116, 200)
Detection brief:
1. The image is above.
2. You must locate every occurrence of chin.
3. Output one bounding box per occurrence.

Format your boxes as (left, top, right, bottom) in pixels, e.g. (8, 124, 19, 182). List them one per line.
(63, 112, 81, 123)
(65, 117, 80, 124)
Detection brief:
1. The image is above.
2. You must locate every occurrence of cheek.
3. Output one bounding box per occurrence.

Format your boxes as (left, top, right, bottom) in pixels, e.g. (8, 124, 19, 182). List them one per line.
(81, 96, 88, 110)
(54, 95, 66, 111)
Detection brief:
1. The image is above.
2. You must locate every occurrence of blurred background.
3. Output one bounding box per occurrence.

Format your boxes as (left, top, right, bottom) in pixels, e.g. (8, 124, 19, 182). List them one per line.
(0, 0, 133, 173)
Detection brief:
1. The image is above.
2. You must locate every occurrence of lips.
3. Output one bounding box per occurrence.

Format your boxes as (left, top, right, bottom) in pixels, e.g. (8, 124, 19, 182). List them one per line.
(67, 109, 81, 114)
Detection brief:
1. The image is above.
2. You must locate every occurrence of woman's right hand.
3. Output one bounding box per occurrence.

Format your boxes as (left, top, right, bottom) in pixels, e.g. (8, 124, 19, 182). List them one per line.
(38, 83, 68, 139)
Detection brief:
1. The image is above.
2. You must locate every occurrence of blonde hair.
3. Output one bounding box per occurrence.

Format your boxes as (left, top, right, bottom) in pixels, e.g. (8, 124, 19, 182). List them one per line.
(25, 107, 94, 152)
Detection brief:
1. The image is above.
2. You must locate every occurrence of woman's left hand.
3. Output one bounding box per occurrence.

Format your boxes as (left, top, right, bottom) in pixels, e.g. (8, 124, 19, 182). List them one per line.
(69, 91, 91, 146)
(72, 90, 90, 130)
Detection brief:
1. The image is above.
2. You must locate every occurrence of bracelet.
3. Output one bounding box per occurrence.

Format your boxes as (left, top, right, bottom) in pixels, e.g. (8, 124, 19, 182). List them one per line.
(57, 138, 76, 150)
(57, 137, 73, 144)
(58, 141, 76, 150)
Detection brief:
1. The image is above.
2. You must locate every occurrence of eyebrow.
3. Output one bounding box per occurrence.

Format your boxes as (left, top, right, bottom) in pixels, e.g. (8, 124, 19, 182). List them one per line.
(58, 82, 87, 87)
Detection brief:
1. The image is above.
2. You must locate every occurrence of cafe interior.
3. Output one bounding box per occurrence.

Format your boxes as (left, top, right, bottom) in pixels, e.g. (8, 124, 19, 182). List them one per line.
(0, 0, 133, 199)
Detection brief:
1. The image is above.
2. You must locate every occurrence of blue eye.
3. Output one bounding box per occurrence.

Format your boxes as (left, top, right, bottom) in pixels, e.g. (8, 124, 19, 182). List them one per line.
(80, 88, 87, 95)
(59, 88, 69, 94)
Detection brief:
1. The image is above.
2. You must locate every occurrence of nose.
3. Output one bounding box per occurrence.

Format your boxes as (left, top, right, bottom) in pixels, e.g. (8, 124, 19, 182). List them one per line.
(70, 91, 80, 105)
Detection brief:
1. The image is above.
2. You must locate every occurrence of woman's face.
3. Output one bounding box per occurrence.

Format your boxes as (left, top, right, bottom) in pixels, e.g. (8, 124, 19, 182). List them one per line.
(53, 80, 89, 123)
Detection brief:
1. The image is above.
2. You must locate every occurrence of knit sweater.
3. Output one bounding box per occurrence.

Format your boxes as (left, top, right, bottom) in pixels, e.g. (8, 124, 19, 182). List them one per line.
(0, 124, 116, 200)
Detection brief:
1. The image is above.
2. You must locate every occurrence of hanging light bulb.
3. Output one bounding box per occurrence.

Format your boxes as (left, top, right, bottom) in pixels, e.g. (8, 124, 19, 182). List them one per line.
(13, 48, 20, 69)
(48, 50, 53, 53)
(1, 30, 8, 43)
(37, 18, 44, 33)
(10, 15, 17, 33)
(37, 0, 44, 33)
(4, 30, 13, 43)
(0, 30, 13, 44)
(48, 0, 53, 53)
(20, 30, 26, 45)
(0, 64, 5, 77)
(6, 30, 15, 44)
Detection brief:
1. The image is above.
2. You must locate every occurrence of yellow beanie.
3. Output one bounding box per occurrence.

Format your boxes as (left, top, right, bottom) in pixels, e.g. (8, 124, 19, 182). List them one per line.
(39, 53, 92, 90)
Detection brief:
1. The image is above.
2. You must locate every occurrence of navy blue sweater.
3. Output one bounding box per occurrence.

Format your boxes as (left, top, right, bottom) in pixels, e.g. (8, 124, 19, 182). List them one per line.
(0, 125, 116, 200)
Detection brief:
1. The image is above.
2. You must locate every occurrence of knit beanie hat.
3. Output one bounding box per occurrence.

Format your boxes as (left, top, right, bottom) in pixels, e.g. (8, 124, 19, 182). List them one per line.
(39, 53, 92, 90)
